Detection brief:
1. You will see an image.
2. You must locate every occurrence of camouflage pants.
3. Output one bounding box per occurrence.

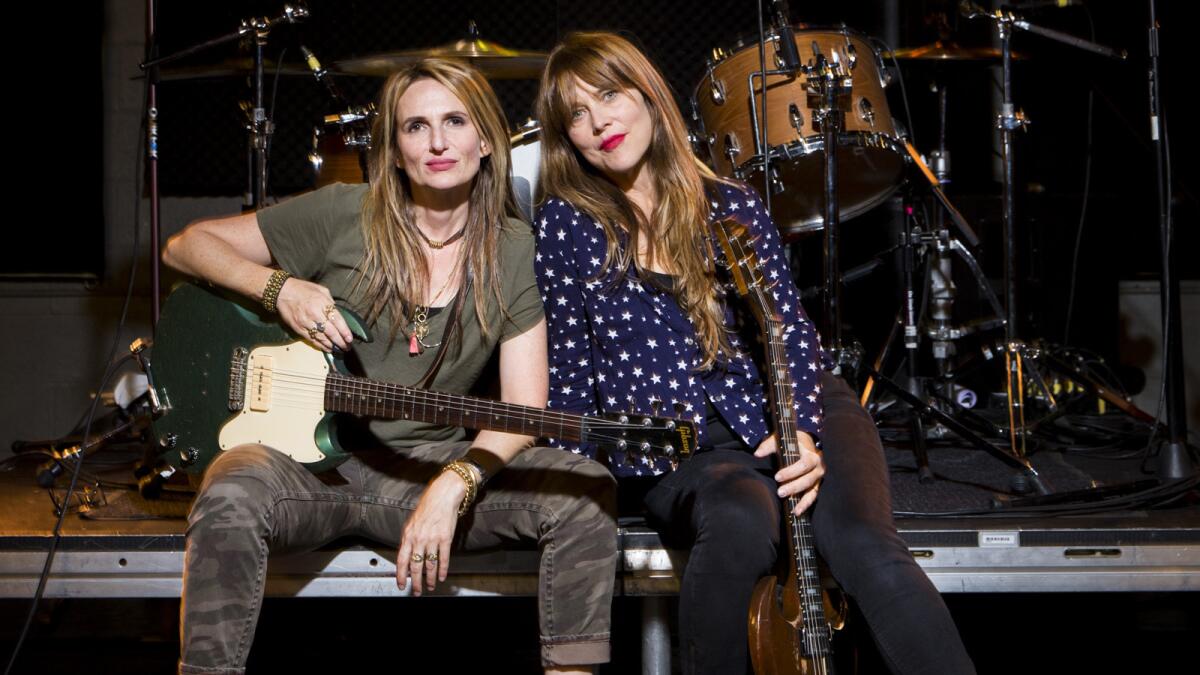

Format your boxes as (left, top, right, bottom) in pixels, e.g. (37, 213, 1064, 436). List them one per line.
(178, 442, 617, 674)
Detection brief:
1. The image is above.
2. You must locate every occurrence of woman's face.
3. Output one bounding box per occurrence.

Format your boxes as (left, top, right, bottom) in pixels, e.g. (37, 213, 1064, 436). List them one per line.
(394, 78, 490, 202)
(565, 78, 653, 189)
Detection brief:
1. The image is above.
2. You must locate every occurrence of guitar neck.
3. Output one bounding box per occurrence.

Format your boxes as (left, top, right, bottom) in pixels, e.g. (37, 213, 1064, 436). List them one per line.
(324, 372, 587, 441)
(762, 318, 833, 656)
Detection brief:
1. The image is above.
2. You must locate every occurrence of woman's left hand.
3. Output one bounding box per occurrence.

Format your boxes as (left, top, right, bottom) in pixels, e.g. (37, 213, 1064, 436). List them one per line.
(754, 432, 825, 515)
(396, 472, 467, 595)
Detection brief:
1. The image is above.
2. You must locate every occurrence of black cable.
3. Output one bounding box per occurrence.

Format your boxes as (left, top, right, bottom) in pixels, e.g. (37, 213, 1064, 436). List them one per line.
(894, 474, 1200, 518)
(1063, 7, 1097, 346)
(3, 39, 150, 675)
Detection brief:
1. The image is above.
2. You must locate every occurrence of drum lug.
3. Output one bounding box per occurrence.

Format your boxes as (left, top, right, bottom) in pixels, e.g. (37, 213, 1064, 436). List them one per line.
(768, 164, 786, 196)
(842, 29, 858, 70)
(710, 78, 726, 105)
(705, 58, 727, 105)
(789, 103, 805, 134)
(723, 132, 741, 167)
(858, 98, 876, 127)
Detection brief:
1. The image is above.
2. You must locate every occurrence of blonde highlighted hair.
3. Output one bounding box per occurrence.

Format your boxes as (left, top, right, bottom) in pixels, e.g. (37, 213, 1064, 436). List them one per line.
(536, 31, 732, 368)
(358, 58, 519, 345)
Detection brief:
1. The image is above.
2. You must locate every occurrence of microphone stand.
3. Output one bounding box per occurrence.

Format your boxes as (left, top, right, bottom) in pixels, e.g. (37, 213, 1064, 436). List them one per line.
(1146, 0, 1194, 479)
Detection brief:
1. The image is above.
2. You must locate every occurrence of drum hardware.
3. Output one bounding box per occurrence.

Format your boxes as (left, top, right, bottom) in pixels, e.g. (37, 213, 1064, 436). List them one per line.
(803, 37, 858, 373)
(962, 0, 1125, 459)
(858, 62, 1009, 484)
(309, 106, 375, 186)
(695, 26, 905, 236)
(860, 222, 1046, 493)
(140, 3, 310, 322)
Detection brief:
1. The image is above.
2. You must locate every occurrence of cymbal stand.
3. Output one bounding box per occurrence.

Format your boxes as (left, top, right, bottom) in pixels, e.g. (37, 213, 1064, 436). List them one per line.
(962, 2, 1125, 458)
(140, 3, 309, 213)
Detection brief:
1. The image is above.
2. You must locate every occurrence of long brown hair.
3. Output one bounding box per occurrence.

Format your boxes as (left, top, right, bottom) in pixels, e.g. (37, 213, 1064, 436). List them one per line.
(357, 58, 519, 345)
(536, 32, 733, 369)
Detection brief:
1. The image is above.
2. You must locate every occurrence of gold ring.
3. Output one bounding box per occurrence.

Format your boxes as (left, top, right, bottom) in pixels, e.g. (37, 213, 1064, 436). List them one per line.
(307, 326, 321, 340)
(410, 553, 424, 564)
(324, 304, 337, 320)
(426, 552, 439, 563)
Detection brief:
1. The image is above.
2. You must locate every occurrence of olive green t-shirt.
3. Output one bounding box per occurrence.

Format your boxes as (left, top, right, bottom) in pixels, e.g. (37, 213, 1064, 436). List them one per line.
(256, 182, 543, 447)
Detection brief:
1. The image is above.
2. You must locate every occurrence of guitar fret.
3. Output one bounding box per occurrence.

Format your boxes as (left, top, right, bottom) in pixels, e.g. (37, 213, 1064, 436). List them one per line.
(324, 372, 683, 457)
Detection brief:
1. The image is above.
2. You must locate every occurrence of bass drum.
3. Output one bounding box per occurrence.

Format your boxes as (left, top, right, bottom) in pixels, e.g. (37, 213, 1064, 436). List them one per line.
(695, 26, 904, 235)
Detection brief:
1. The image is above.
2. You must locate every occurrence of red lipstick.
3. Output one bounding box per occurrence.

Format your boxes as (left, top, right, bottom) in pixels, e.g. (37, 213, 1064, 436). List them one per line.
(600, 134, 626, 152)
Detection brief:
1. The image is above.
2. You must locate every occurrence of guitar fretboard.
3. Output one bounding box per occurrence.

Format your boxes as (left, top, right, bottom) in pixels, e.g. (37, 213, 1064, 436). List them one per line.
(324, 372, 588, 441)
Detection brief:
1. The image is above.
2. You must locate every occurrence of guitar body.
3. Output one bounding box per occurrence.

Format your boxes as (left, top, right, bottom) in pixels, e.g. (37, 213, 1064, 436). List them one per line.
(749, 555, 845, 674)
(152, 282, 361, 474)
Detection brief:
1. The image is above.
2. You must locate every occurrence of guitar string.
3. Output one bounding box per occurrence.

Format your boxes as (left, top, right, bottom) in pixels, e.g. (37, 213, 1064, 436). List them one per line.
(261, 366, 683, 431)
(237, 368, 686, 453)
(767, 318, 829, 657)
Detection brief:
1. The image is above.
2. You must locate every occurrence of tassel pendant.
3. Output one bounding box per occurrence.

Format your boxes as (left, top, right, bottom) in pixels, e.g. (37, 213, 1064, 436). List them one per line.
(409, 333, 422, 355)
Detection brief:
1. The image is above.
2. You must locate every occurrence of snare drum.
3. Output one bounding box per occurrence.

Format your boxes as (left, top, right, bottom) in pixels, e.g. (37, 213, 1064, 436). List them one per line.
(695, 26, 904, 234)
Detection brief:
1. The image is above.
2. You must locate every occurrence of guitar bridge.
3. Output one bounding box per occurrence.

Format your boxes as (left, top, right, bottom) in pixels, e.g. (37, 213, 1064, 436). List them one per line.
(228, 346, 249, 412)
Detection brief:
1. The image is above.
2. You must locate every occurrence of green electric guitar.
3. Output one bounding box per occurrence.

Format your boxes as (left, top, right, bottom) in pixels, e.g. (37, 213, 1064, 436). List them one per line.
(148, 282, 695, 474)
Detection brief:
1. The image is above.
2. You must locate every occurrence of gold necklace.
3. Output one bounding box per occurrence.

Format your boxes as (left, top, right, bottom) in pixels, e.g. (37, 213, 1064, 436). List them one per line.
(408, 270, 457, 355)
(417, 226, 466, 250)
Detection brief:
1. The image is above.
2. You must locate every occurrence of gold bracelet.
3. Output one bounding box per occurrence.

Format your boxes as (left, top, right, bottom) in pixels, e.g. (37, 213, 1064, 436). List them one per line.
(261, 269, 291, 313)
(441, 461, 478, 517)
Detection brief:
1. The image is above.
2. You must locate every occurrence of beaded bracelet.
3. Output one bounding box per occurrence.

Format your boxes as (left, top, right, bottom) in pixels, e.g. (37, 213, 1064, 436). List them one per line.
(261, 269, 291, 313)
(440, 461, 478, 517)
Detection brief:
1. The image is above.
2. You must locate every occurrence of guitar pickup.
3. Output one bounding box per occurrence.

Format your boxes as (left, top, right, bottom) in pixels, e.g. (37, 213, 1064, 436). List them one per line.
(248, 353, 274, 412)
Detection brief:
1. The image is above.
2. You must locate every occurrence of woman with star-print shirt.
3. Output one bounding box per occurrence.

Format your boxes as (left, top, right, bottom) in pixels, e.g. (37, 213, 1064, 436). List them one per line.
(532, 32, 976, 675)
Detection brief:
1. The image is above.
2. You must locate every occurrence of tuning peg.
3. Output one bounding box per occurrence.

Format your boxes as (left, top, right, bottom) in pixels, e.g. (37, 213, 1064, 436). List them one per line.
(649, 399, 661, 416)
(673, 402, 686, 417)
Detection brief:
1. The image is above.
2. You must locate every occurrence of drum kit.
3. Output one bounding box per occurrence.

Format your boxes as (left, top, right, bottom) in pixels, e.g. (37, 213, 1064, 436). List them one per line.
(142, 2, 1176, 488)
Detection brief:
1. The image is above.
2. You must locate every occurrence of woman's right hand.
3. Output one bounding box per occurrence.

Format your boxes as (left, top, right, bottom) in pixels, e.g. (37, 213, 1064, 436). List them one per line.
(274, 277, 354, 352)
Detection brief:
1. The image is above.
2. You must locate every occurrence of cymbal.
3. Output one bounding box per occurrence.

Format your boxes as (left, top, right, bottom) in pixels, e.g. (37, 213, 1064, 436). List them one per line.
(886, 41, 1026, 63)
(151, 57, 313, 81)
(335, 38, 548, 79)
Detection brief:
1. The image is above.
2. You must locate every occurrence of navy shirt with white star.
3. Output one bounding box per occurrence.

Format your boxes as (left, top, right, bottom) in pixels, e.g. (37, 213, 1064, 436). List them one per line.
(535, 182, 825, 477)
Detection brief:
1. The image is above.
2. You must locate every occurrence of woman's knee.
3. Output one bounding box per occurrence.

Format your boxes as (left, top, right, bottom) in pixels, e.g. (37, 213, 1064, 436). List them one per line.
(188, 445, 287, 532)
(693, 469, 780, 566)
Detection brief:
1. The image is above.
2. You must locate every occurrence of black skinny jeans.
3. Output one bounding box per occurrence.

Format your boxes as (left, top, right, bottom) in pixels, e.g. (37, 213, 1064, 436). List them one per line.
(636, 371, 976, 675)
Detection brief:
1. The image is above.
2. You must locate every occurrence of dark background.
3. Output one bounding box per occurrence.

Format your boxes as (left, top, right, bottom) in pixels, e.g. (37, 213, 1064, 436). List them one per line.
(138, 0, 1191, 386)
(18, 0, 1190, 388)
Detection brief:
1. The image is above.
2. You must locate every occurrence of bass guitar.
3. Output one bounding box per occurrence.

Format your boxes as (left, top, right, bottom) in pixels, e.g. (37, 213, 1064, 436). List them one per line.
(713, 220, 839, 675)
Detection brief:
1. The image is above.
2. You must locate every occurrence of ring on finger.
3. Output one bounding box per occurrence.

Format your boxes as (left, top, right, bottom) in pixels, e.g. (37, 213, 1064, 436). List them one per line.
(410, 553, 424, 564)
(324, 304, 337, 320)
(426, 552, 439, 563)
(307, 326, 321, 340)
